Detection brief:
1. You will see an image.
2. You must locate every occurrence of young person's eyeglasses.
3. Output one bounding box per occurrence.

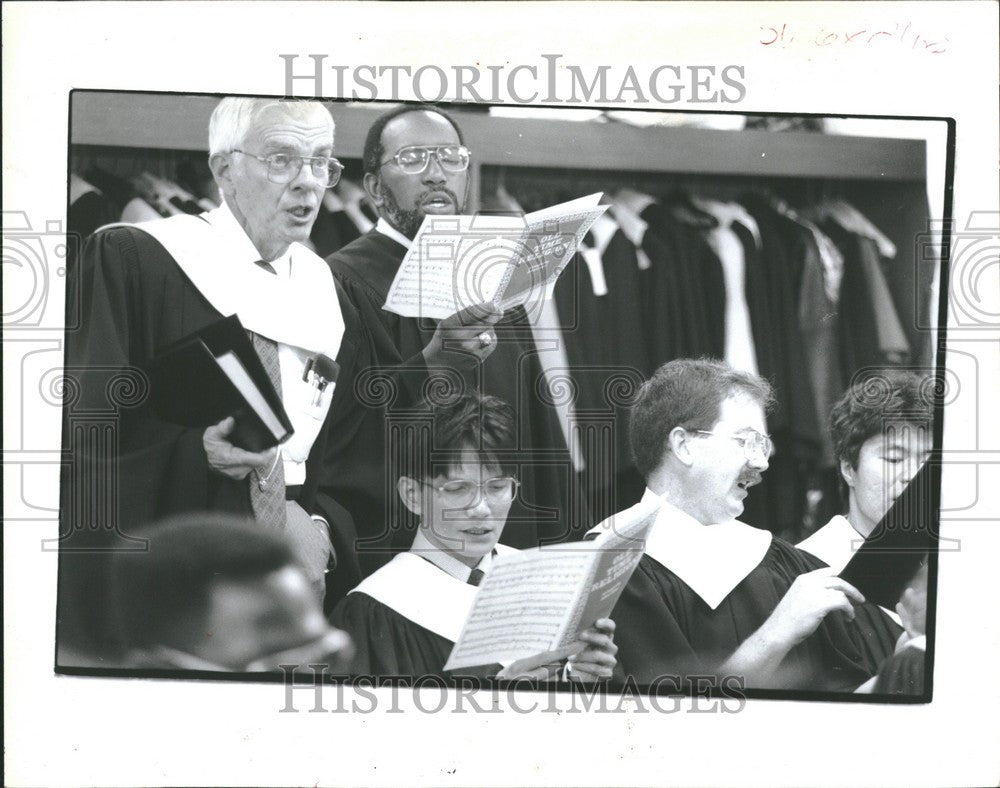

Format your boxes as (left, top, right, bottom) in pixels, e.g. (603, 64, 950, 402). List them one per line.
(422, 476, 519, 507)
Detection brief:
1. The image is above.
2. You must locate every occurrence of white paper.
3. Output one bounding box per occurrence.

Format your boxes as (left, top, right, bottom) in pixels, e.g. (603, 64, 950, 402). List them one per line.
(383, 195, 607, 320)
(443, 545, 594, 671)
(445, 496, 659, 671)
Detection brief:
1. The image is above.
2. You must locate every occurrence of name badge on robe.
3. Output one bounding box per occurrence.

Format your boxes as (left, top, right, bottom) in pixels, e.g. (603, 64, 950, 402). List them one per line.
(302, 354, 340, 420)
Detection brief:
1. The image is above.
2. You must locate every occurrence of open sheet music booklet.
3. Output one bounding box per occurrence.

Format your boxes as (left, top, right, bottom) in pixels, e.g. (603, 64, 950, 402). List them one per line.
(383, 193, 609, 320)
(443, 495, 662, 673)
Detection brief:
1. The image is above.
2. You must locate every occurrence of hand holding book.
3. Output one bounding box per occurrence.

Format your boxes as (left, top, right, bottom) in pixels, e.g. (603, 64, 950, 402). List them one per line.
(443, 496, 659, 673)
(494, 618, 617, 682)
(202, 415, 278, 482)
(145, 314, 294, 453)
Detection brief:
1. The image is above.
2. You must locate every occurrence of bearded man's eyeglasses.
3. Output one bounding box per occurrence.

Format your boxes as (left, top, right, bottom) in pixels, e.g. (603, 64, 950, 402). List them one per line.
(380, 145, 472, 175)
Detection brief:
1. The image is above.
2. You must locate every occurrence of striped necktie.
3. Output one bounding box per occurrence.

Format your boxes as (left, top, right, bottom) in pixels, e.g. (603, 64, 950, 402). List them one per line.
(248, 259, 287, 529)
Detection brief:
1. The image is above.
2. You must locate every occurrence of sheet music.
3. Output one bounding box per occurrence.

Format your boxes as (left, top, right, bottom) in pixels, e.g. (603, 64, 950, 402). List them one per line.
(444, 496, 660, 672)
(383, 214, 525, 319)
(443, 545, 595, 671)
(499, 202, 609, 311)
(383, 195, 607, 320)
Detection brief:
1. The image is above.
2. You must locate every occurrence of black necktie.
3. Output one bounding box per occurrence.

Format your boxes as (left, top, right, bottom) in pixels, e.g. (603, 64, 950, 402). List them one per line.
(467, 549, 496, 586)
(248, 259, 287, 529)
(467, 568, 485, 587)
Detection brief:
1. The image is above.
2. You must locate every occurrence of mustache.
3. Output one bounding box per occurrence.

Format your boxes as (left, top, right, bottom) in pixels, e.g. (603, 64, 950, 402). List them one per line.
(418, 189, 460, 206)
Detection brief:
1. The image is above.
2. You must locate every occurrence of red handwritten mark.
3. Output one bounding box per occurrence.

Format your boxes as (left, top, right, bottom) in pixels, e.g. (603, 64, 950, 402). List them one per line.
(760, 23, 788, 45)
(758, 20, 947, 54)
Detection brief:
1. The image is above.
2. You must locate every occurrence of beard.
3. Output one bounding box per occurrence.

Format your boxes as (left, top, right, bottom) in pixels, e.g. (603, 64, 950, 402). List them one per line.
(379, 184, 464, 239)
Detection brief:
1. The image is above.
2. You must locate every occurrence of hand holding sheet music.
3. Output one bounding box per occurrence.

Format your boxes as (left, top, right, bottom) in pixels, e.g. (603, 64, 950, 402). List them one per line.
(443, 496, 660, 673)
(383, 193, 609, 320)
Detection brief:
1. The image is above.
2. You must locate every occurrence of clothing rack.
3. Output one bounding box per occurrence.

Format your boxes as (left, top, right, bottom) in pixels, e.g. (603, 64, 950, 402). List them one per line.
(71, 93, 925, 181)
(68, 92, 934, 544)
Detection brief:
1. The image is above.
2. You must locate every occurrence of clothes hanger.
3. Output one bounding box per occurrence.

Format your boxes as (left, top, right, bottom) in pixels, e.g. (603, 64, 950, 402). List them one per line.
(613, 186, 656, 216)
(661, 189, 719, 229)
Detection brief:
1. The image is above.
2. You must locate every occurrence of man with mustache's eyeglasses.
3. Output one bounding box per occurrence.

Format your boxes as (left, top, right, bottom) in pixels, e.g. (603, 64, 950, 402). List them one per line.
(605, 358, 902, 691)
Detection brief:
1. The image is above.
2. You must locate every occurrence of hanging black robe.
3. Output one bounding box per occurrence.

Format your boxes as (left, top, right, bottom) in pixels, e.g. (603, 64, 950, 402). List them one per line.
(552, 234, 651, 522)
(326, 231, 587, 575)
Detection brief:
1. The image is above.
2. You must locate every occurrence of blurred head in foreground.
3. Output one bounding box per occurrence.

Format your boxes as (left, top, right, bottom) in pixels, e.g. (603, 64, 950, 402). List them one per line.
(110, 512, 351, 671)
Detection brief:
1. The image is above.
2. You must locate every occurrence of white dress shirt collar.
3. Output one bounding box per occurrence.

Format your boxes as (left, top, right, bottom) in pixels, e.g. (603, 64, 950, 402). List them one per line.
(640, 487, 773, 610)
(204, 201, 284, 268)
(410, 529, 493, 583)
(375, 217, 413, 250)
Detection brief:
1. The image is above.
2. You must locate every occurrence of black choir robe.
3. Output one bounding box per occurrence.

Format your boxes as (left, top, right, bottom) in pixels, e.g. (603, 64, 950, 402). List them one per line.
(872, 637, 925, 695)
(737, 196, 826, 538)
(310, 207, 364, 258)
(821, 220, 912, 377)
(612, 536, 902, 691)
(326, 231, 586, 574)
(59, 226, 377, 659)
(331, 550, 504, 679)
(333, 592, 458, 677)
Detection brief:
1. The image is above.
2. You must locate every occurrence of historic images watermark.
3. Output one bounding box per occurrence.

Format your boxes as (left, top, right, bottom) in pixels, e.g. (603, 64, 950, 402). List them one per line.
(280, 54, 747, 105)
(278, 668, 747, 715)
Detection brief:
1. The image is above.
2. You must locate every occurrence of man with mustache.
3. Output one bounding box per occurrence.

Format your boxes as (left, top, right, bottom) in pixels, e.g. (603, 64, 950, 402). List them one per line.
(605, 358, 900, 690)
(326, 106, 582, 575)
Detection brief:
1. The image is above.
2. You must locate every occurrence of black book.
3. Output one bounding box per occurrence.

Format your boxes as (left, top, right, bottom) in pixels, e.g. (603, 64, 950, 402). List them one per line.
(145, 314, 294, 453)
(839, 459, 940, 609)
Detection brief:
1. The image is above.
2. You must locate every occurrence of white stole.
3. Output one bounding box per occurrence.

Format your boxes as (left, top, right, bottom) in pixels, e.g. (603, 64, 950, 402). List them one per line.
(133, 210, 343, 358)
(350, 546, 517, 643)
(590, 489, 772, 610)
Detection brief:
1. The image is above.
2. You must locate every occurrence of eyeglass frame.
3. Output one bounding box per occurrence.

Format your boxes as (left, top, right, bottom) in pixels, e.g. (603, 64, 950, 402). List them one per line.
(231, 149, 344, 188)
(379, 144, 472, 174)
(693, 429, 775, 461)
(419, 475, 520, 506)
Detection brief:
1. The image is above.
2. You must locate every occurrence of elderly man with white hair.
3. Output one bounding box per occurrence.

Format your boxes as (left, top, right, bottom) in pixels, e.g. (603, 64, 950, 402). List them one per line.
(60, 97, 373, 665)
(61, 97, 526, 667)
